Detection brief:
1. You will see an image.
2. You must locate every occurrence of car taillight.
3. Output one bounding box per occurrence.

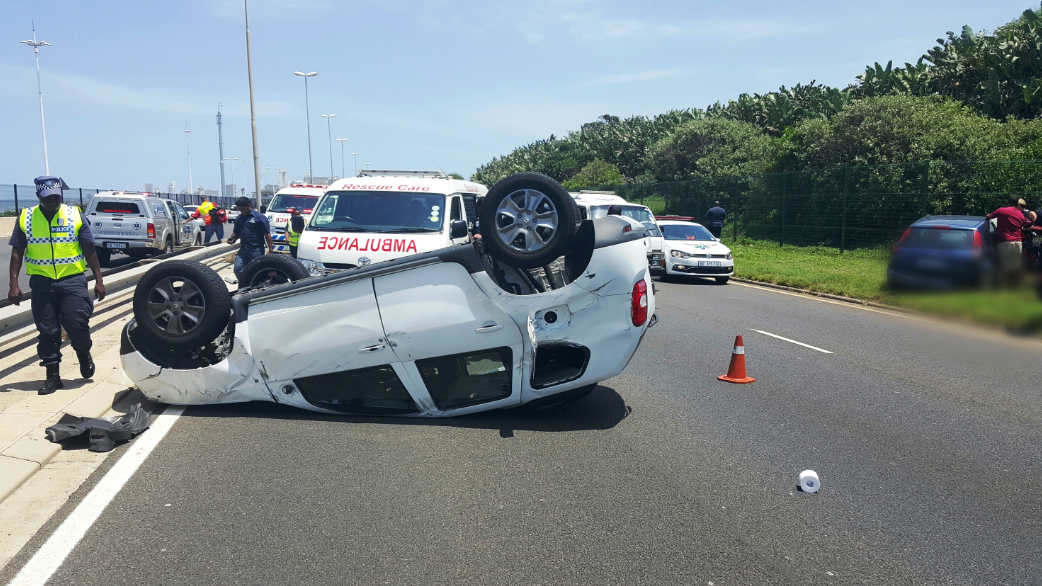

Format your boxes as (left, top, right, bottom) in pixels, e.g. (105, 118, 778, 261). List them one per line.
(893, 228, 911, 253)
(973, 230, 981, 250)
(631, 280, 648, 327)
(147, 223, 156, 239)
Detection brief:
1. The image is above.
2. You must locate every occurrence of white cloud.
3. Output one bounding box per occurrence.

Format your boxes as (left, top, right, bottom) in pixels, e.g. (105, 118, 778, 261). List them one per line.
(0, 62, 293, 118)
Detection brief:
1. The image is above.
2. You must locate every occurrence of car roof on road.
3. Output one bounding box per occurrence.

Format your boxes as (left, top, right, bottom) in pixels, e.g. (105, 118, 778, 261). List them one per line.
(912, 215, 985, 229)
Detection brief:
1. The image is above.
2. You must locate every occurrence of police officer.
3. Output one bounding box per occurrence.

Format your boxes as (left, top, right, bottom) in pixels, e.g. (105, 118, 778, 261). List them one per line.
(227, 196, 273, 281)
(286, 207, 305, 258)
(7, 177, 106, 395)
(705, 201, 727, 239)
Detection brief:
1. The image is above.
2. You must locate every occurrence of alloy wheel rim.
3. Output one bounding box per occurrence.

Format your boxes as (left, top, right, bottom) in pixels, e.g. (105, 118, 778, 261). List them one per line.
(494, 189, 559, 254)
(146, 276, 206, 337)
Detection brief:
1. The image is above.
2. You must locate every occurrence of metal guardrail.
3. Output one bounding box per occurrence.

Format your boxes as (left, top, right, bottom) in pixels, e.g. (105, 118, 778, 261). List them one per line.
(0, 184, 243, 215)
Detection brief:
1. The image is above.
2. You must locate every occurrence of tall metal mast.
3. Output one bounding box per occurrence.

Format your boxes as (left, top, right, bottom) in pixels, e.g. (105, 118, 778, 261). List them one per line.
(21, 21, 52, 175)
(217, 103, 226, 201)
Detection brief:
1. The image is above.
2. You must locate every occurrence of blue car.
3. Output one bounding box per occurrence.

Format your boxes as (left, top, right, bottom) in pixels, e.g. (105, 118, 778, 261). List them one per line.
(887, 215, 997, 289)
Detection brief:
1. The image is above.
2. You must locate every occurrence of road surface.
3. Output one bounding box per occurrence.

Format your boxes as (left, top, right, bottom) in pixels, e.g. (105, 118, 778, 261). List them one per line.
(3, 277, 1040, 585)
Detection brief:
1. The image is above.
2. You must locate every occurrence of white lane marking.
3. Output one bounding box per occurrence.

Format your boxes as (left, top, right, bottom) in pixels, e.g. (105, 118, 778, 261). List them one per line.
(751, 329, 833, 354)
(8, 407, 184, 586)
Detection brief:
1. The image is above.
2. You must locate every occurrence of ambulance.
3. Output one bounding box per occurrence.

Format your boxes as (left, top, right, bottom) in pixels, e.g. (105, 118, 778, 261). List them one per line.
(296, 170, 487, 273)
(263, 184, 327, 253)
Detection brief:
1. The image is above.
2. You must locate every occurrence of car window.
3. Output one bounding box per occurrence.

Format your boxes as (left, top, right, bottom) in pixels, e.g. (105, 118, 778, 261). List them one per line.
(293, 365, 419, 414)
(416, 348, 512, 410)
(589, 205, 660, 235)
(269, 194, 320, 213)
(903, 228, 975, 249)
(450, 197, 462, 222)
(310, 191, 447, 233)
(174, 203, 190, 221)
(93, 201, 141, 214)
(662, 224, 716, 241)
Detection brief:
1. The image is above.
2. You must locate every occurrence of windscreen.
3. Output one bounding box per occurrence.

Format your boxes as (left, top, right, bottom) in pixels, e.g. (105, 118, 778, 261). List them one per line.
(589, 205, 661, 236)
(902, 228, 975, 249)
(662, 223, 716, 241)
(310, 191, 447, 233)
(93, 201, 141, 214)
(269, 194, 320, 213)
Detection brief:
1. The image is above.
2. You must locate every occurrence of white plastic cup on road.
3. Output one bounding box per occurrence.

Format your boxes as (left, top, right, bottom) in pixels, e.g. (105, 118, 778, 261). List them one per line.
(799, 469, 820, 493)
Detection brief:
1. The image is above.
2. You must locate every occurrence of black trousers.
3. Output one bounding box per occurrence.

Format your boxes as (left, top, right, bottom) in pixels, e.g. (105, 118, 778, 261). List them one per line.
(289, 245, 298, 258)
(30, 273, 94, 367)
(709, 225, 723, 238)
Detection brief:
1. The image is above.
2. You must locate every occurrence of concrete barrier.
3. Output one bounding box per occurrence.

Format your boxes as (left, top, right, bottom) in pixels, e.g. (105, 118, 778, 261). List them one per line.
(0, 216, 16, 238)
(0, 243, 235, 340)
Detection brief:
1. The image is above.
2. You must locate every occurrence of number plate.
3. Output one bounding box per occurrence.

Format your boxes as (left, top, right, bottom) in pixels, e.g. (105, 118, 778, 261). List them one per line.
(697, 261, 722, 267)
(105, 242, 128, 249)
(917, 258, 945, 269)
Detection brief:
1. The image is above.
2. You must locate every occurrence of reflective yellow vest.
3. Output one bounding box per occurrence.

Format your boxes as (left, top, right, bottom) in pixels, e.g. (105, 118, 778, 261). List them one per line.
(287, 220, 301, 247)
(20, 204, 87, 280)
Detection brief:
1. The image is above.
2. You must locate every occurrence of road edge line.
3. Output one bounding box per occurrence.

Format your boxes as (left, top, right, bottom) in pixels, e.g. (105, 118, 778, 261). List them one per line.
(6, 406, 184, 586)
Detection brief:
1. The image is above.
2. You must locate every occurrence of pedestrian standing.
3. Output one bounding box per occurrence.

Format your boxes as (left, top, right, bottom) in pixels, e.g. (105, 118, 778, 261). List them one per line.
(227, 196, 273, 281)
(7, 177, 106, 395)
(986, 196, 1030, 285)
(286, 207, 305, 258)
(705, 201, 726, 239)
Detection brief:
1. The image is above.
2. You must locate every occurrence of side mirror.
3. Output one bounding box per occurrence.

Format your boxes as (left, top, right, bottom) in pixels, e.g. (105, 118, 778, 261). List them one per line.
(260, 205, 267, 213)
(450, 220, 468, 240)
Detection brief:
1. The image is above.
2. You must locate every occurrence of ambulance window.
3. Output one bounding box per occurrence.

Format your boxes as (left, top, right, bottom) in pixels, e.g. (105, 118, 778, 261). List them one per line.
(450, 197, 462, 222)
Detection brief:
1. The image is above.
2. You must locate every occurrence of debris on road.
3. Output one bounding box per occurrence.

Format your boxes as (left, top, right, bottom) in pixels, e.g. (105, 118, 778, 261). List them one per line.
(44, 403, 152, 452)
(799, 469, 820, 493)
(718, 334, 755, 384)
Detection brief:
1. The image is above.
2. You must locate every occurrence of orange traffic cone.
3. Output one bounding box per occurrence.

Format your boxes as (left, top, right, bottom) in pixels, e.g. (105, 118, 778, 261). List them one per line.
(718, 335, 755, 384)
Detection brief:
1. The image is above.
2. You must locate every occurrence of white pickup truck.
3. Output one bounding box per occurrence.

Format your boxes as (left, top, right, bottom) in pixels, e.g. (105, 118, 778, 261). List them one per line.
(85, 192, 202, 265)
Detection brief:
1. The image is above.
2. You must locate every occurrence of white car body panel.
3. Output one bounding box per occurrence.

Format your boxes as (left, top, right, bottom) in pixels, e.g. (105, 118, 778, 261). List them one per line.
(121, 219, 655, 417)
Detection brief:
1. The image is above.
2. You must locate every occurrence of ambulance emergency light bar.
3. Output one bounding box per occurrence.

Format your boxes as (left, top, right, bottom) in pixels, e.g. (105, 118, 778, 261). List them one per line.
(356, 170, 449, 179)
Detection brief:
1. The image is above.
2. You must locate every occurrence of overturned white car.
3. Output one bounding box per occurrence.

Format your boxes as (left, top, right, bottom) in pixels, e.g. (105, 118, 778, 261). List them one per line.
(120, 174, 656, 417)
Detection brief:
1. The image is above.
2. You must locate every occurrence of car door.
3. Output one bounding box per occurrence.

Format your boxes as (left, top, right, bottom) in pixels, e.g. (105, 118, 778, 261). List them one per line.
(173, 202, 193, 245)
(161, 200, 178, 244)
(373, 262, 524, 414)
(246, 276, 423, 415)
(448, 195, 468, 246)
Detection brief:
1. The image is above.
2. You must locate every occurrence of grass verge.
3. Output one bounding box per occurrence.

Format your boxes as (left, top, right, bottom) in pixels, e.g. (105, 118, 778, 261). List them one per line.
(725, 238, 1042, 333)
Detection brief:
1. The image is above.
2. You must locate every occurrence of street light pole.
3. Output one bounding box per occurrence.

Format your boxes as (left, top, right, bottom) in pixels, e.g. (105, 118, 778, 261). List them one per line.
(293, 71, 317, 182)
(21, 21, 52, 175)
(182, 127, 194, 196)
(351, 152, 359, 175)
(244, 0, 263, 210)
(336, 139, 348, 177)
(321, 114, 336, 180)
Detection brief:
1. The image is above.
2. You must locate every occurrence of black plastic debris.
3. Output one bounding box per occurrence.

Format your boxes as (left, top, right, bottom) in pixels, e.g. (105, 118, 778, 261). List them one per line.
(45, 404, 151, 452)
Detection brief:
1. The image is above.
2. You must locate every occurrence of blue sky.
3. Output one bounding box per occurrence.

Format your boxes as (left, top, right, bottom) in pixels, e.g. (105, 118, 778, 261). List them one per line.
(0, 0, 1032, 192)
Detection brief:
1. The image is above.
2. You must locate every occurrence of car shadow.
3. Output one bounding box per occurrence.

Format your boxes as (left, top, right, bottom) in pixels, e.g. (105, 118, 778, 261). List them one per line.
(177, 384, 632, 434)
(659, 275, 727, 285)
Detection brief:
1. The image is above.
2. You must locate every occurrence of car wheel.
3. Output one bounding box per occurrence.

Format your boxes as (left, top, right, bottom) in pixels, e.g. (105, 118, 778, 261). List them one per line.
(241, 254, 311, 288)
(479, 173, 579, 269)
(132, 260, 232, 351)
(162, 238, 174, 255)
(95, 249, 111, 267)
(715, 276, 729, 285)
(194, 233, 202, 246)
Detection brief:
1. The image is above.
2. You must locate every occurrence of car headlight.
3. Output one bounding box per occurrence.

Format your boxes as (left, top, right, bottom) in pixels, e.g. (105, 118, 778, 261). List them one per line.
(725, 252, 733, 260)
(297, 258, 325, 277)
(671, 250, 684, 258)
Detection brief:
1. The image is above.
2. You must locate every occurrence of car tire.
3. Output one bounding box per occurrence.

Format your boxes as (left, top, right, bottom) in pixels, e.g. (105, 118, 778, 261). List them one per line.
(479, 173, 579, 269)
(162, 238, 174, 255)
(241, 254, 311, 288)
(95, 249, 111, 267)
(715, 276, 729, 284)
(132, 260, 232, 351)
(194, 233, 202, 246)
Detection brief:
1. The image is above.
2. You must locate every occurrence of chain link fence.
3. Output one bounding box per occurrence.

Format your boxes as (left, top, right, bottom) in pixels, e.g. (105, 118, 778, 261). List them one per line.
(603, 160, 1042, 251)
(0, 184, 240, 216)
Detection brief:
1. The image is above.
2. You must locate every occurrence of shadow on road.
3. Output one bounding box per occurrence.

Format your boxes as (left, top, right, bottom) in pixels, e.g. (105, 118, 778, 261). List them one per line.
(658, 275, 728, 286)
(176, 384, 632, 434)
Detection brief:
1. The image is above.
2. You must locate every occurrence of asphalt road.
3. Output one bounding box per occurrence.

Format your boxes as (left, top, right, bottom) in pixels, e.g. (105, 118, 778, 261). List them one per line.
(5, 276, 1041, 585)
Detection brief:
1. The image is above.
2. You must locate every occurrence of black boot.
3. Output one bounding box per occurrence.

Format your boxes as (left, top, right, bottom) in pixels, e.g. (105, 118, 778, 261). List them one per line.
(78, 351, 95, 379)
(38, 365, 63, 395)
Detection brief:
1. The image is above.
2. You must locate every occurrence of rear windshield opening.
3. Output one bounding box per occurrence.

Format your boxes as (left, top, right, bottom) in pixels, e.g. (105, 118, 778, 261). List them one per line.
(94, 201, 141, 215)
(903, 228, 975, 249)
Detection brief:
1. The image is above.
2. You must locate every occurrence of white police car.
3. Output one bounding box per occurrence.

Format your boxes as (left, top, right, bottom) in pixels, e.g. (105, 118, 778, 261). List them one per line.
(119, 173, 656, 417)
(657, 218, 734, 283)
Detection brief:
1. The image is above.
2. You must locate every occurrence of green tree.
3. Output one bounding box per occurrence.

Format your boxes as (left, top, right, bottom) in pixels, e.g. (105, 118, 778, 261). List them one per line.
(647, 118, 774, 181)
(561, 159, 626, 190)
(448, 172, 464, 180)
